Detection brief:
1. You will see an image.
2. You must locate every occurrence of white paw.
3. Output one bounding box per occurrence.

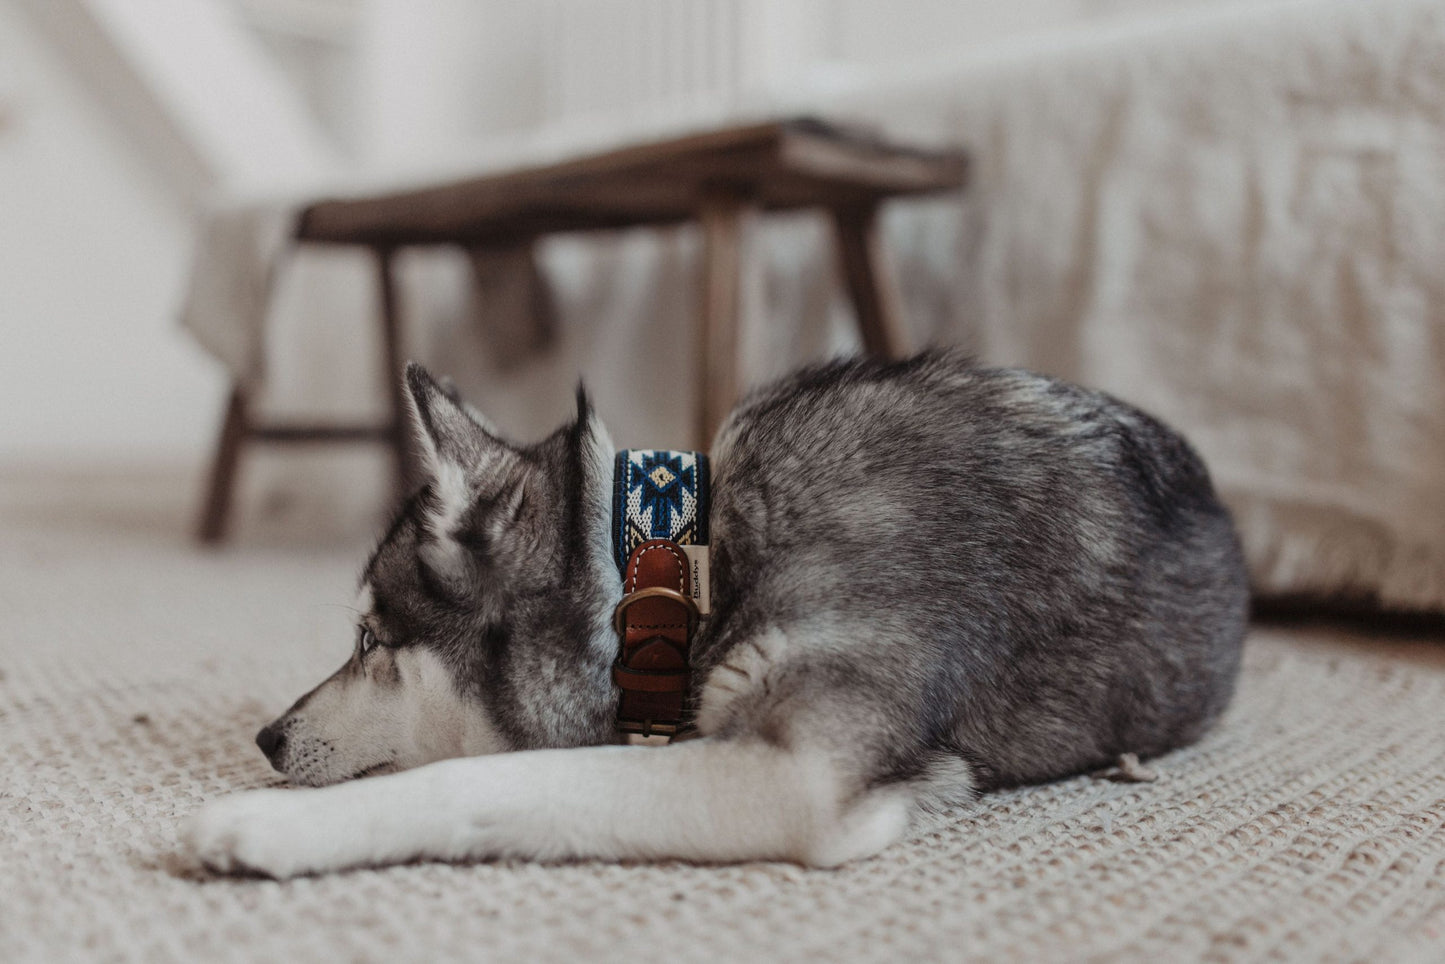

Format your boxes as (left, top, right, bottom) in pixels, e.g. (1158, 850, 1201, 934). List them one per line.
(183, 789, 333, 879)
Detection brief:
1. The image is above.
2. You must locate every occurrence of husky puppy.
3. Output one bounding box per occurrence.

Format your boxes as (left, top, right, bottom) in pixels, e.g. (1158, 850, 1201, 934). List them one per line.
(186, 351, 1248, 878)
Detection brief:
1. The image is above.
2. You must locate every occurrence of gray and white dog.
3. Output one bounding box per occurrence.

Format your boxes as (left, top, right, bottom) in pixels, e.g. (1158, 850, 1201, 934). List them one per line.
(186, 351, 1248, 878)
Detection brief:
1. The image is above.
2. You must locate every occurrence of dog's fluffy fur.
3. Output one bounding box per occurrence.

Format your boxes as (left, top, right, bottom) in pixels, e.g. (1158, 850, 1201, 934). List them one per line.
(186, 351, 1248, 878)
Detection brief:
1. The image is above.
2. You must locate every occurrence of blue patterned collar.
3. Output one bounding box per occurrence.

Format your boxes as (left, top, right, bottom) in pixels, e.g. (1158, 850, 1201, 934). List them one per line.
(612, 449, 710, 573)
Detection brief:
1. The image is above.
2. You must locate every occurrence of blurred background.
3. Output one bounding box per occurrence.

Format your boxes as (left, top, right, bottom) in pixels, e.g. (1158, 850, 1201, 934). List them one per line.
(2, 0, 1444, 614)
(0, 0, 1220, 462)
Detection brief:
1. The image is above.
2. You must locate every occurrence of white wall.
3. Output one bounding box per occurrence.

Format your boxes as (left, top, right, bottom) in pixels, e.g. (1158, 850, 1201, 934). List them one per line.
(0, 2, 223, 463)
(358, 0, 544, 163)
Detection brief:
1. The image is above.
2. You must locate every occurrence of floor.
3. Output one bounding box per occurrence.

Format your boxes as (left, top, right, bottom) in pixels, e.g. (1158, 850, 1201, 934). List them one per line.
(2, 465, 1444, 963)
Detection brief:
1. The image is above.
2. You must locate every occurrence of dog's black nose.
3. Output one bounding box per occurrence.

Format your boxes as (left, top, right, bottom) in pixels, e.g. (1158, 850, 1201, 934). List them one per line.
(255, 722, 286, 767)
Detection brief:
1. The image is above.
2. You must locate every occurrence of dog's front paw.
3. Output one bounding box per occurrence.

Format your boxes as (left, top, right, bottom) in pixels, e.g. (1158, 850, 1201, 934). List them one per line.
(184, 789, 331, 879)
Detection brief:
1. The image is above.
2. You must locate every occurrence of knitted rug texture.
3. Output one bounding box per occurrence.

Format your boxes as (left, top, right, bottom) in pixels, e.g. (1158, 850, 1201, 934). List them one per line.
(2, 470, 1444, 963)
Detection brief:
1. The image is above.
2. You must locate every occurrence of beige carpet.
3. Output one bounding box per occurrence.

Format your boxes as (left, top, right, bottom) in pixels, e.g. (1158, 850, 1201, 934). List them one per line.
(3, 466, 1445, 963)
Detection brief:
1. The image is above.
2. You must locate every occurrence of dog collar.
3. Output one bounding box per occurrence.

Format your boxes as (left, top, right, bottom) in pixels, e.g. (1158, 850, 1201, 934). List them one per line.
(610, 450, 710, 739)
(612, 449, 710, 570)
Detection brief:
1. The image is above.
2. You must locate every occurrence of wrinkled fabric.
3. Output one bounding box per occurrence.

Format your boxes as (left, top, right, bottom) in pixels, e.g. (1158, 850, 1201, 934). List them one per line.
(868, 0, 1445, 610)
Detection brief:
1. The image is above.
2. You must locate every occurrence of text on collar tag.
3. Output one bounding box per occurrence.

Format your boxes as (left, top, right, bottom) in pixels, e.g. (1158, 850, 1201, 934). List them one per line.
(681, 544, 710, 616)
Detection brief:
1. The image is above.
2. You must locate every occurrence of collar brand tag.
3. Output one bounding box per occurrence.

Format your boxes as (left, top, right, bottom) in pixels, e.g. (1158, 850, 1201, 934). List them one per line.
(681, 544, 710, 616)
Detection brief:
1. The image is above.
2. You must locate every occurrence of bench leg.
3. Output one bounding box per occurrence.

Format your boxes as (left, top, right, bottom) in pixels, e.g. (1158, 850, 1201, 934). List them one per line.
(830, 203, 909, 358)
(196, 384, 250, 543)
(697, 192, 749, 449)
(197, 248, 414, 542)
(373, 246, 414, 504)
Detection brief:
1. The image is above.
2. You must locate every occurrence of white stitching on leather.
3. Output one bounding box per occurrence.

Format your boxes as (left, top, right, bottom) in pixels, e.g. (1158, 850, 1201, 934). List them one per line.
(628, 543, 686, 593)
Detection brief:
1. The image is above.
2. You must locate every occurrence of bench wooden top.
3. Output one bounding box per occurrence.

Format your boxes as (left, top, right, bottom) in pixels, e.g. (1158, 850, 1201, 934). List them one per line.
(297, 118, 968, 248)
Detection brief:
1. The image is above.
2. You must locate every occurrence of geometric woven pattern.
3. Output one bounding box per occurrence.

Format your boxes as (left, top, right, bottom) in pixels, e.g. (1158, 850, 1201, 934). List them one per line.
(612, 449, 709, 572)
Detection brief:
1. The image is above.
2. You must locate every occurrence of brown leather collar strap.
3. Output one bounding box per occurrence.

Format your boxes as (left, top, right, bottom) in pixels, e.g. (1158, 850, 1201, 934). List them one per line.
(613, 539, 698, 738)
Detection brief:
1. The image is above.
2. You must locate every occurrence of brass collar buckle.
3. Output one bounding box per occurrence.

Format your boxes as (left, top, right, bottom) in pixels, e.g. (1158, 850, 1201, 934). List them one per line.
(612, 586, 701, 636)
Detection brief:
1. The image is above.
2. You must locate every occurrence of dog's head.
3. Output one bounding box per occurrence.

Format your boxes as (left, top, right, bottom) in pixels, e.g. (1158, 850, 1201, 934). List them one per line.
(255, 364, 620, 786)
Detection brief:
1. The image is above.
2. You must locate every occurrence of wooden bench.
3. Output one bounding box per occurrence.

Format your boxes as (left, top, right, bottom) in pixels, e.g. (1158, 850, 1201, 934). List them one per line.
(198, 118, 967, 541)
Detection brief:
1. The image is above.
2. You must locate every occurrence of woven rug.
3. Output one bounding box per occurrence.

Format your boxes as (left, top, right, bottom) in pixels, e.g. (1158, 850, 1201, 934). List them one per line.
(2, 469, 1444, 962)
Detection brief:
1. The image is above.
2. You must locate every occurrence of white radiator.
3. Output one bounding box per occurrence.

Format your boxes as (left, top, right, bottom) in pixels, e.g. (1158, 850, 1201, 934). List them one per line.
(543, 0, 747, 125)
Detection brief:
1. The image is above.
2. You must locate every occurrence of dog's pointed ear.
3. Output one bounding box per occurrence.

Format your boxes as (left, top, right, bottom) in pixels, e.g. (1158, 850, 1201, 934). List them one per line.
(572, 379, 616, 468)
(404, 363, 511, 479)
(403, 363, 522, 590)
(575, 382, 591, 422)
